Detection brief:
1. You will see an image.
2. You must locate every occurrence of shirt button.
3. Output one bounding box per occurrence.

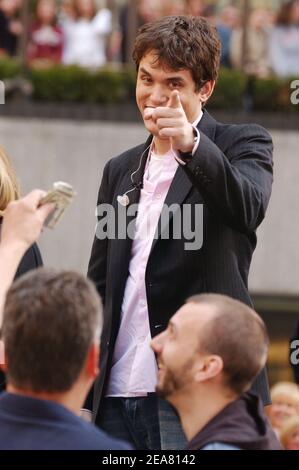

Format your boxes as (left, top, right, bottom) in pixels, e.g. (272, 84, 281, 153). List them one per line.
(156, 194, 162, 199)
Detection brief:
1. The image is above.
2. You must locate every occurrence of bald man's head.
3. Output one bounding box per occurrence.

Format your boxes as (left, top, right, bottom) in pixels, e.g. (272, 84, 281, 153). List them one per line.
(151, 294, 269, 400)
(186, 294, 269, 394)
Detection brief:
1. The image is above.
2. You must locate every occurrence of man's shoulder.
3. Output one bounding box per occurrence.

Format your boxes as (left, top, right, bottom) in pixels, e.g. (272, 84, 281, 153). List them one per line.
(212, 119, 273, 154)
(0, 394, 132, 450)
(214, 119, 272, 142)
(197, 111, 273, 168)
(0, 417, 131, 450)
(71, 418, 132, 450)
(201, 441, 241, 451)
(200, 110, 272, 148)
(31, 402, 133, 450)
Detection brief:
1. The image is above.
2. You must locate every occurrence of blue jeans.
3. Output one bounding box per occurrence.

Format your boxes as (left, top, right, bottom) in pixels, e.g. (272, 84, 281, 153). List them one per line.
(158, 398, 187, 450)
(97, 395, 187, 450)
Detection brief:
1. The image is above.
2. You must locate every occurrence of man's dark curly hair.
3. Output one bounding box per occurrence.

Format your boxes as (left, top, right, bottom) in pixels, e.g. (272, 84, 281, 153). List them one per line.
(133, 15, 221, 91)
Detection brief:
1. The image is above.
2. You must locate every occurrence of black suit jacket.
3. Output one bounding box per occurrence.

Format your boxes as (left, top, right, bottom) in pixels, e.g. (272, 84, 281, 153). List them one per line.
(88, 110, 273, 420)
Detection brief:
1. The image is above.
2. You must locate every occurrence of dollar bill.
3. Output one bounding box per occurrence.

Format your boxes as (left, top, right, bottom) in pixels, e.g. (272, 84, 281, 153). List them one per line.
(40, 181, 76, 229)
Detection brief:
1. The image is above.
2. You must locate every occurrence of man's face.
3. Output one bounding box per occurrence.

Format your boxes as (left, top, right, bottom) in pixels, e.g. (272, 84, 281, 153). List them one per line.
(37, 0, 56, 24)
(136, 51, 203, 138)
(150, 303, 215, 401)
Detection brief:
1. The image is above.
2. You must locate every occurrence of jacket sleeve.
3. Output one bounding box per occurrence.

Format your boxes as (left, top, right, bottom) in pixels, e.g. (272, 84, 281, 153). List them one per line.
(183, 124, 273, 233)
(87, 160, 111, 304)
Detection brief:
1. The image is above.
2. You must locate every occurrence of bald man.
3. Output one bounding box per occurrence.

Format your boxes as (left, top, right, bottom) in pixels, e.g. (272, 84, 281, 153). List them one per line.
(151, 294, 281, 450)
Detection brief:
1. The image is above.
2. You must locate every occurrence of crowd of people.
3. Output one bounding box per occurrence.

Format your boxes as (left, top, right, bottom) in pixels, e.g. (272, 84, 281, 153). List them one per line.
(0, 0, 299, 77)
(0, 182, 298, 450)
(0, 189, 281, 450)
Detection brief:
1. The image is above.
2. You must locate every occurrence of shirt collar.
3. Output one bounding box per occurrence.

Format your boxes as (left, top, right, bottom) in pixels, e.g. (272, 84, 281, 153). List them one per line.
(192, 110, 203, 128)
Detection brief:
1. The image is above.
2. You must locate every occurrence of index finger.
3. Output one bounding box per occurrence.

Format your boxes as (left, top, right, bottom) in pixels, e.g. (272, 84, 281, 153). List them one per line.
(152, 107, 180, 120)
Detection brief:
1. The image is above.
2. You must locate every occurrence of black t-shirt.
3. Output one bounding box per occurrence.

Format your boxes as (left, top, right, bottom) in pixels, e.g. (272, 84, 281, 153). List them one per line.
(0, 10, 18, 56)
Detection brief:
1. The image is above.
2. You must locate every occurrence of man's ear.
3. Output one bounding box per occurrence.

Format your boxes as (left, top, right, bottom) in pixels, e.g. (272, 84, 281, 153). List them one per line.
(85, 343, 100, 380)
(194, 355, 223, 383)
(198, 80, 215, 103)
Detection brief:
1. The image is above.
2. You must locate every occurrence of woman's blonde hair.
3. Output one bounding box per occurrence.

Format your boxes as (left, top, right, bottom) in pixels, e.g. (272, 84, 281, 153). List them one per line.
(271, 381, 299, 404)
(0, 146, 20, 216)
(280, 415, 299, 448)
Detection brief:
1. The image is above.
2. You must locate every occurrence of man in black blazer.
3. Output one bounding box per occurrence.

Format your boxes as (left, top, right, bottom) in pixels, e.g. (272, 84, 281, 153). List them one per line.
(88, 16, 273, 449)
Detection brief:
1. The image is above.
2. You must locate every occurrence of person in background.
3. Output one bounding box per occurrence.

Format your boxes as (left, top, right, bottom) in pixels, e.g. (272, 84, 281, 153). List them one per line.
(62, 0, 111, 68)
(118, 0, 161, 64)
(0, 268, 131, 450)
(0, 148, 43, 287)
(27, 0, 63, 68)
(266, 382, 299, 435)
(280, 416, 299, 450)
(58, 0, 76, 66)
(269, 0, 299, 77)
(0, 191, 53, 405)
(151, 294, 281, 450)
(218, 4, 240, 30)
(162, 0, 186, 17)
(230, 8, 272, 78)
(0, 190, 53, 320)
(0, 147, 44, 392)
(216, 5, 240, 68)
(185, 0, 207, 17)
(59, 0, 76, 23)
(0, 0, 22, 57)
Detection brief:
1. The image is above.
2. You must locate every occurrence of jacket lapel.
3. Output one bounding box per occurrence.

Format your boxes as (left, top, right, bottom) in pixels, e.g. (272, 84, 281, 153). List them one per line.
(109, 136, 153, 292)
(150, 110, 217, 252)
(198, 109, 217, 142)
(110, 110, 217, 269)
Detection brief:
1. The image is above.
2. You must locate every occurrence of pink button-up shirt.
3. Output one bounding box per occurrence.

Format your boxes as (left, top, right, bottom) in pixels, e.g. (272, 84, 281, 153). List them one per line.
(106, 113, 202, 397)
(106, 148, 178, 396)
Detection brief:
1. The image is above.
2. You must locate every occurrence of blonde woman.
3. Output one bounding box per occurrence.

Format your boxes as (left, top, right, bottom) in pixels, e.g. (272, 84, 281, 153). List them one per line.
(0, 147, 43, 276)
(266, 382, 299, 435)
(0, 147, 43, 391)
(280, 415, 299, 450)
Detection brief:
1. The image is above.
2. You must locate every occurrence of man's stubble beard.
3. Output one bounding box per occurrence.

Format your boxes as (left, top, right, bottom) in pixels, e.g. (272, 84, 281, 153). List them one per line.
(155, 363, 192, 401)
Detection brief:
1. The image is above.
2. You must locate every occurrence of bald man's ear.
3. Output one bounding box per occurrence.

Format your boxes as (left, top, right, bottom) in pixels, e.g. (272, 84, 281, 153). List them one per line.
(194, 355, 223, 383)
